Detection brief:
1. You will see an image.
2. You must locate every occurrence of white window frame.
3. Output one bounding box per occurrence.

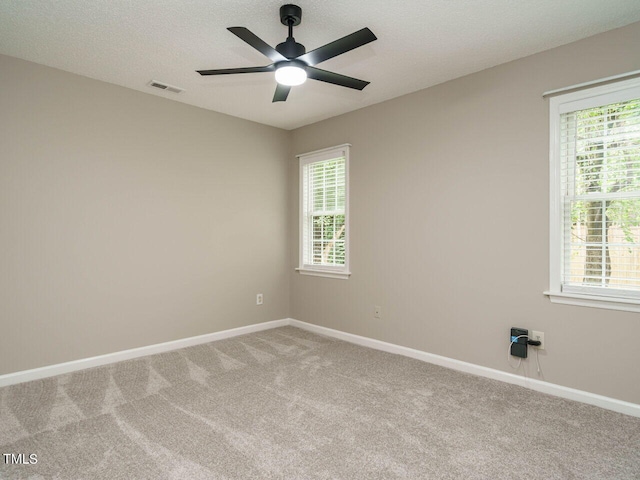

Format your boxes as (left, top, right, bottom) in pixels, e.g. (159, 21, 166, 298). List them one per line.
(545, 77, 640, 313)
(296, 144, 351, 280)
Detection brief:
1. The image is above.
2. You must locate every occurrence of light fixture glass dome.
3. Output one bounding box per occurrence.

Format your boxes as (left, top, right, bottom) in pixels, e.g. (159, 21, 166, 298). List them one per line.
(275, 64, 307, 86)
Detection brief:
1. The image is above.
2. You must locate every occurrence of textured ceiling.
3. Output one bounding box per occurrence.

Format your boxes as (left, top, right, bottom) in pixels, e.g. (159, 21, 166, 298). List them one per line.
(1, 1, 639, 130)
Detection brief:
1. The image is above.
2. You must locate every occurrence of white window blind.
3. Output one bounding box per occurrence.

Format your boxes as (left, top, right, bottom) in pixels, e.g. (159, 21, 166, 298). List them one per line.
(550, 78, 640, 308)
(298, 145, 350, 279)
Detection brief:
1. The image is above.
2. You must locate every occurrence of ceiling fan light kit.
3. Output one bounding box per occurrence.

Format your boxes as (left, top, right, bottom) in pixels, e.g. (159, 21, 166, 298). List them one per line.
(197, 4, 377, 102)
(275, 62, 307, 86)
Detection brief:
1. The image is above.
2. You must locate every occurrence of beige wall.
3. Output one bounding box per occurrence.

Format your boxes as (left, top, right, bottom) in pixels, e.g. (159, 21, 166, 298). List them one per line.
(0, 54, 291, 375)
(290, 22, 640, 404)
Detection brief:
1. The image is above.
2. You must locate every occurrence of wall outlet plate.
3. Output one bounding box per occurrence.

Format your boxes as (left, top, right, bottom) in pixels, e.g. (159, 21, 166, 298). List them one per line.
(256, 293, 263, 305)
(531, 330, 545, 350)
(374, 305, 381, 318)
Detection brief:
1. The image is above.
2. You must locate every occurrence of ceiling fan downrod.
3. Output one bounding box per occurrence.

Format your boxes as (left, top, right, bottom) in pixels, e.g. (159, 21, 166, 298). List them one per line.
(277, 4, 305, 59)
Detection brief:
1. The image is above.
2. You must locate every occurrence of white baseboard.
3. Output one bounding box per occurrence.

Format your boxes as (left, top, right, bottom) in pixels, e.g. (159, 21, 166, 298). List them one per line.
(0, 319, 289, 388)
(2, 317, 638, 418)
(289, 319, 640, 418)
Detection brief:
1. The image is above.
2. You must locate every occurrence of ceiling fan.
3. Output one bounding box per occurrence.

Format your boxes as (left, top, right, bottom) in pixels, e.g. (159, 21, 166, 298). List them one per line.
(197, 4, 377, 102)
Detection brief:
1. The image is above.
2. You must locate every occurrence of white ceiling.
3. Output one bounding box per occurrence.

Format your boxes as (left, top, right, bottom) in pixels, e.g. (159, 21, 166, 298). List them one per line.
(1, 1, 639, 130)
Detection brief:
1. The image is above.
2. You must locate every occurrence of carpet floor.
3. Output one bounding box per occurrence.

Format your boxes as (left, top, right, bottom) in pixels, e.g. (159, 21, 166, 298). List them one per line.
(0, 326, 638, 479)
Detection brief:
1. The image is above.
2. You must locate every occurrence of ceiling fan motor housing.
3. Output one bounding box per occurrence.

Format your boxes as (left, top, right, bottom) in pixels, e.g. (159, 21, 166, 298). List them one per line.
(276, 39, 305, 59)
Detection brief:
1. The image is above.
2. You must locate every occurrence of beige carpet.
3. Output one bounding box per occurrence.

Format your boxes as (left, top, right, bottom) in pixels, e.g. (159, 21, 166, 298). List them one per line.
(0, 326, 638, 479)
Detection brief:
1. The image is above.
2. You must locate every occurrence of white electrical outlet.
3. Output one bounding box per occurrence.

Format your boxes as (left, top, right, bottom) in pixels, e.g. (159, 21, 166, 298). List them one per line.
(374, 305, 382, 319)
(531, 330, 545, 350)
(256, 293, 263, 305)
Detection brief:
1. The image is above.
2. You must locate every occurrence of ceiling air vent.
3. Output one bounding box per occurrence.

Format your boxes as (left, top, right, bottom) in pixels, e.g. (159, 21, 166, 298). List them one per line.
(148, 80, 184, 94)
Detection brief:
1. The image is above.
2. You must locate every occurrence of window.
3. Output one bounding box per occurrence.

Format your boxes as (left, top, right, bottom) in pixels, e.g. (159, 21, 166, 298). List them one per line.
(297, 144, 350, 279)
(547, 77, 640, 312)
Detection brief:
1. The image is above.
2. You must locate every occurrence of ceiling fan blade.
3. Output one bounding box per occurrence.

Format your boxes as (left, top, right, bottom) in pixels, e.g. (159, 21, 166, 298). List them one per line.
(306, 67, 370, 90)
(297, 28, 377, 66)
(228, 27, 287, 63)
(197, 65, 275, 76)
(273, 84, 291, 102)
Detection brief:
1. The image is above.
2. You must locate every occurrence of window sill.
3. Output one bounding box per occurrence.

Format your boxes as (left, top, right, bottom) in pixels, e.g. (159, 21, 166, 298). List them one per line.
(543, 291, 640, 313)
(296, 268, 351, 280)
